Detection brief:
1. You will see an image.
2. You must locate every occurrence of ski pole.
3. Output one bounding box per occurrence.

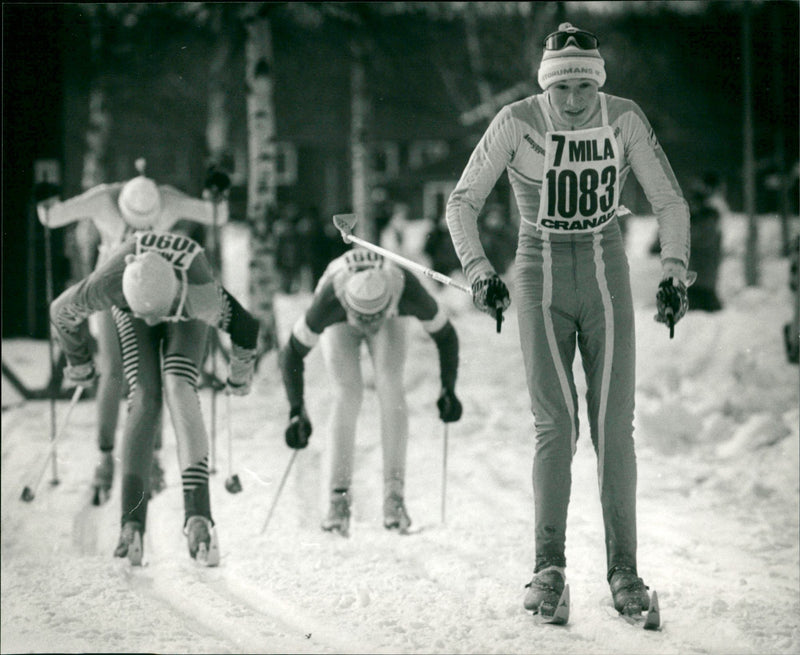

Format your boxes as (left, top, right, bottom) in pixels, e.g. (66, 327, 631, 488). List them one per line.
(223, 392, 242, 494)
(332, 213, 504, 332)
(441, 422, 449, 525)
(333, 213, 471, 293)
(42, 215, 60, 486)
(20, 384, 84, 502)
(260, 450, 298, 534)
(208, 335, 218, 474)
(208, 194, 223, 473)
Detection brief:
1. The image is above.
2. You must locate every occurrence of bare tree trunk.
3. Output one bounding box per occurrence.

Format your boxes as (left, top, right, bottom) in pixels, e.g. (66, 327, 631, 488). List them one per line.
(244, 6, 278, 353)
(770, 6, 791, 257)
(742, 3, 759, 286)
(206, 7, 232, 171)
(350, 44, 374, 243)
(81, 88, 110, 191)
(74, 7, 110, 280)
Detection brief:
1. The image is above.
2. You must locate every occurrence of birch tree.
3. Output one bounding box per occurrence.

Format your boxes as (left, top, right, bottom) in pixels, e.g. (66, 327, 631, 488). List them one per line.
(243, 4, 279, 354)
(349, 41, 374, 243)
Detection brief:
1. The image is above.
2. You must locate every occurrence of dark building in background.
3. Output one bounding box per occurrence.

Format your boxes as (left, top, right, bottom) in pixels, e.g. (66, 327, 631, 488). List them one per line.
(3, 4, 68, 338)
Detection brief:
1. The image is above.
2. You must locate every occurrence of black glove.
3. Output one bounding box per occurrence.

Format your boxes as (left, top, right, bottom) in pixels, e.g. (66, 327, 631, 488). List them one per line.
(203, 167, 231, 200)
(472, 274, 511, 328)
(437, 388, 463, 423)
(285, 405, 312, 449)
(655, 277, 688, 338)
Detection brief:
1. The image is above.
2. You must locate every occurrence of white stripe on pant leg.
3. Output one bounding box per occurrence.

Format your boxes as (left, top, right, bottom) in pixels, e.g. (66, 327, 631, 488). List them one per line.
(592, 232, 615, 492)
(541, 239, 578, 455)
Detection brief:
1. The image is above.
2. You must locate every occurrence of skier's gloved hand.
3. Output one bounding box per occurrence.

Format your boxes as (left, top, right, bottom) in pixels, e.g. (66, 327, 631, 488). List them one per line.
(285, 405, 312, 449)
(471, 273, 511, 319)
(203, 167, 231, 201)
(437, 387, 463, 423)
(64, 361, 96, 388)
(654, 278, 688, 334)
(226, 343, 256, 396)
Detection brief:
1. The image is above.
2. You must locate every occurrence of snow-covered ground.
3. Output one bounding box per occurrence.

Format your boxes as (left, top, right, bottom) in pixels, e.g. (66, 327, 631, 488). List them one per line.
(2, 214, 798, 654)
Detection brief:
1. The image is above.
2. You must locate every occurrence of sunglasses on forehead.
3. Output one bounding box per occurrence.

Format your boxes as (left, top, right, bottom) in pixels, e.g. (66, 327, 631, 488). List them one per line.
(544, 29, 599, 51)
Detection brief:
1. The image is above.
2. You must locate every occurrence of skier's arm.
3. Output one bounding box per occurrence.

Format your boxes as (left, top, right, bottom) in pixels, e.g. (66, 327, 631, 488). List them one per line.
(158, 185, 229, 230)
(397, 271, 459, 392)
(278, 334, 311, 414)
(279, 330, 313, 449)
(278, 281, 344, 412)
(621, 101, 690, 272)
(446, 106, 517, 286)
(278, 288, 345, 450)
(37, 184, 119, 229)
(50, 243, 133, 366)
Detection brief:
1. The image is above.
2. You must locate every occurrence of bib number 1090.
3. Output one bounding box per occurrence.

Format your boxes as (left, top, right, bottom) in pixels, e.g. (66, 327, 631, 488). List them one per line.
(545, 166, 616, 218)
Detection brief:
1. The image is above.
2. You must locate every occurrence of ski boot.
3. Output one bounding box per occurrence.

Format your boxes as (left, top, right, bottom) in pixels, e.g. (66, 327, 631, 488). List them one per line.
(524, 566, 569, 624)
(185, 515, 220, 567)
(113, 520, 143, 566)
(91, 452, 115, 506)
(321, 489, 351, 537)
(609, 566, 651, 616)
(150, 454, 166, 496)
(383, 491, 412, 534)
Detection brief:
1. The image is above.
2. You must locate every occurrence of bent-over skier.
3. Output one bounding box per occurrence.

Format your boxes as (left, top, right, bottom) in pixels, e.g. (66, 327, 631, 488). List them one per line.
(50, 230, 258, 566)
(278, 248, 463, 537)
(37, 162, 230, 504)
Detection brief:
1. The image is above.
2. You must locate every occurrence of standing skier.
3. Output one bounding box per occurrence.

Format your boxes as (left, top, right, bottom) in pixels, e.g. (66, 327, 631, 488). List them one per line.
(50, 230, 258, 565)
(278, 248, 462, 537)
(446, 23, 690, 620)
(37, 162, 230, 504)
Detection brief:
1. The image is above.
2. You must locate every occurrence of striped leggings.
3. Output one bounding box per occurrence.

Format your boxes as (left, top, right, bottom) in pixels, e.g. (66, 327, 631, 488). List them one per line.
(111, 308, 211, 530)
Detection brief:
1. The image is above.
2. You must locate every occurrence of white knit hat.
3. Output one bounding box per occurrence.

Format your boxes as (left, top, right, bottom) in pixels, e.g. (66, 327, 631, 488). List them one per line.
(122, 251, 178, 320)
(343, 269, 392, 316)
(538, 23, 606, 90)
(118, 176, 162, 229)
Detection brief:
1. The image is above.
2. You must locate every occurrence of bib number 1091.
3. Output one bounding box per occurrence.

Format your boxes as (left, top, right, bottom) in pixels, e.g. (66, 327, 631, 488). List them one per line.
(545, 166, 616, 218)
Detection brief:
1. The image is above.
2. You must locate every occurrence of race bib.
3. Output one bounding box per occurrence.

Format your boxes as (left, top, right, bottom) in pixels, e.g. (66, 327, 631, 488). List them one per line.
(341, 248, 385, 272)
(316, 248, 386, 292)
(135, 231, 202, 271)
(537, 124, 620, 233)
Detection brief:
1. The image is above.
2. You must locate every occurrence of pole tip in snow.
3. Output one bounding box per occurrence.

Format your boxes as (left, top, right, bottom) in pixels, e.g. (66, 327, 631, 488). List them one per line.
(20, 486, 34, 502)
(225, 474, 243, 494)
(333, 214, 357, 243)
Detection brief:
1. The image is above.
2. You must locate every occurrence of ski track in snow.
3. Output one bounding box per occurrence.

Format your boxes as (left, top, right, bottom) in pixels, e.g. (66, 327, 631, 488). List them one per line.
(2, 215, 799, 654)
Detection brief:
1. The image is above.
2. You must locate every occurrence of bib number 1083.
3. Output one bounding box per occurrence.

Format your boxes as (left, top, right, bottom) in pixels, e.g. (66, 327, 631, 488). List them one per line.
(545, 166, 616, 218)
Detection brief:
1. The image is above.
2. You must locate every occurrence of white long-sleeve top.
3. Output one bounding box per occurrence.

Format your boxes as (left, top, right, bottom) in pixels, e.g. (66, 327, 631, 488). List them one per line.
(446, 92, 690, 284)
(38, 182, 229, 266)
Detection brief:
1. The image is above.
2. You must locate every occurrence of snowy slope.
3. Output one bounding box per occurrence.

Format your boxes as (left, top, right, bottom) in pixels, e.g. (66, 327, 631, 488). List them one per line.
(2, 215, 798, 654)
